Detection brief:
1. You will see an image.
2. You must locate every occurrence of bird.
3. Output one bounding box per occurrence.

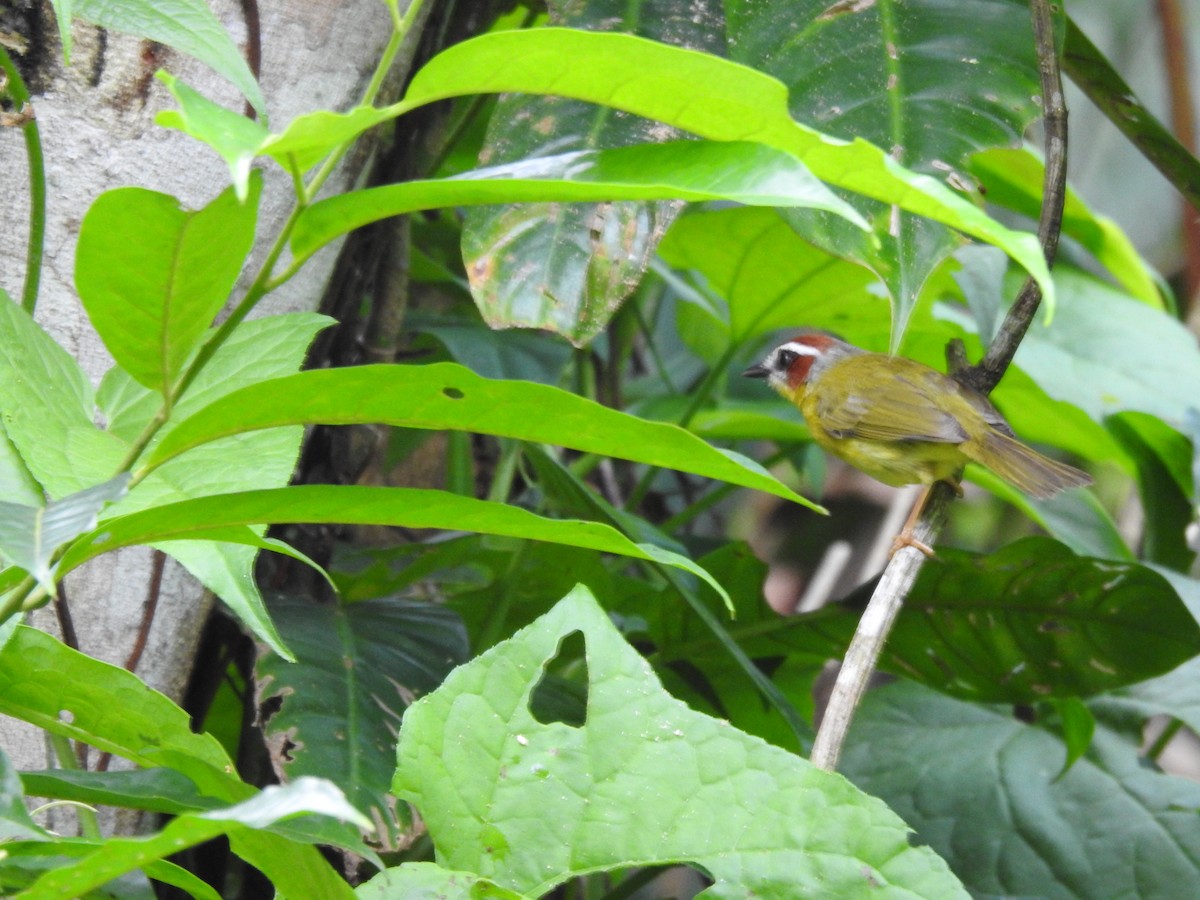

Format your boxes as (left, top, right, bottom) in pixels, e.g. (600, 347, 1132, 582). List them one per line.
(743, 331, 1091, 542)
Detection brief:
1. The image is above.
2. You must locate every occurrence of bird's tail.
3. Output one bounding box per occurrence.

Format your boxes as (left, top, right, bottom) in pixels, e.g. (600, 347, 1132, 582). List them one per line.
(967, 431, 1092, 500)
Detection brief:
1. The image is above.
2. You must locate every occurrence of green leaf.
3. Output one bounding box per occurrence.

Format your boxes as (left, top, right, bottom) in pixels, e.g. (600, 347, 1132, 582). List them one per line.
(357, 864, 528, 899)
(968, 147, 1165, 307)
(59, 487, 731, 605)
(1108, 413, 1196, 571)
(0, 475, 128, 594)
(0, 626, 238, 798)
(1011, 269, 1200, 429)
(1049, 696, 1096, 778)
(46, 0, 73, 62)
(155, 72, 398, 196)
(154, 73, 270, 199)
(141, 363, 819, 510)
(76, 180, 262, 394)
(394, 586, 966, 897)
(0, 297, 120, 497)
(290, 141, 866, 271)
(0, 419, 41, 509)
(20, 778, 366, 900)
(256, 595, 469, 850)
(842, 681, 1200, 898)
(751, 537, 1200, 703)
(73, 0, 266, 116)
(657, 206, 884, 349)
(725, 0, 1050, 345)
(460, 0, 726, 346)
(399, 28, 1053, 306)
(20, 768, 214, 817)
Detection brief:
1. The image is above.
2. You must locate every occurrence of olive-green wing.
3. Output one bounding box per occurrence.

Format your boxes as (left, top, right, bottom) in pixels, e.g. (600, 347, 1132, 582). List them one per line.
(813, 356, 980, 444)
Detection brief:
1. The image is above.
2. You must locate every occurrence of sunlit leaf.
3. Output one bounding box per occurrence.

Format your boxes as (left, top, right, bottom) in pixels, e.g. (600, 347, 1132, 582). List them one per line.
(141, 363, 819, 509)
(76, 180, 262, 395)
(394, 586, 967, 896)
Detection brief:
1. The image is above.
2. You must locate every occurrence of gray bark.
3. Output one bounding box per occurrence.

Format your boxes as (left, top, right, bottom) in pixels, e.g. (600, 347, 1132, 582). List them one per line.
(0, 0, 399, 829)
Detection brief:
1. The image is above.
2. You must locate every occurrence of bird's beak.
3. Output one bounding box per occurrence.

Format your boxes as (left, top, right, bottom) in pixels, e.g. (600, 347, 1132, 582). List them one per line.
(742, 364, 770, 379)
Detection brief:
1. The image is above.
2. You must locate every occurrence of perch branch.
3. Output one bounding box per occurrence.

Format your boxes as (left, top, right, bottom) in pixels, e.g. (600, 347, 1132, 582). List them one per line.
(809, 0, 1068, 771)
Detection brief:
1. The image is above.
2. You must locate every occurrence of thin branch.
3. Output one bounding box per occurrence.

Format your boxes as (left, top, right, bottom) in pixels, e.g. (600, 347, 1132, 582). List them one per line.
(809, 0, 1068, 772)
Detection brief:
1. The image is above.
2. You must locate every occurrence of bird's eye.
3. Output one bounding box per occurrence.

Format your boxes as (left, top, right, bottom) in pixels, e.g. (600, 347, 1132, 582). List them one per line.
(776, 349, 798, 369)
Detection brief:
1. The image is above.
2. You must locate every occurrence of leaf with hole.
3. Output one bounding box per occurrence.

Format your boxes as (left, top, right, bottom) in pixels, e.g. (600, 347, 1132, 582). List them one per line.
(394, 585, 966, 896)
(140, 363, 818, 510)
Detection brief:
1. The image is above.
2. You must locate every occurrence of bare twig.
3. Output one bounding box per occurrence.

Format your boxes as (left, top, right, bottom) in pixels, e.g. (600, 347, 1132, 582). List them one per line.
(810, 0, 1068, 771)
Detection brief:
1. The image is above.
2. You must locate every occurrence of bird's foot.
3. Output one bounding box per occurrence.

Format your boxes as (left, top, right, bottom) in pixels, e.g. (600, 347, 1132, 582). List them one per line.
(889, 531, 936, 559)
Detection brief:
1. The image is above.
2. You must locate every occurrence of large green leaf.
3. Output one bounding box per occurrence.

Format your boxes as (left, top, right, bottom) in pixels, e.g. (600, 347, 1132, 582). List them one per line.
(75, 180, 262, 395)
(842, 681, 1200, 898)
(731, 537, 1200, 703)
(398, 28, 1052, 305)
(394, 586, 965, 896)
(140, 363, 819, 509)
(0, 297, 120, 497)
(997, 269, 1200, 428)
(459, 0, 726, 345)
(290, 141, 866, 269)
(256, 596, 469, 850)
(59, 486, 730, 605)
(724, 0, 1049, 345)
(72, 0, 265, 116)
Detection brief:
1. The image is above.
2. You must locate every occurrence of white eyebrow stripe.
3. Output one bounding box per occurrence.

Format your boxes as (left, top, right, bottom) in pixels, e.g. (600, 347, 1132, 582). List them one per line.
(778, 341, 821, 357)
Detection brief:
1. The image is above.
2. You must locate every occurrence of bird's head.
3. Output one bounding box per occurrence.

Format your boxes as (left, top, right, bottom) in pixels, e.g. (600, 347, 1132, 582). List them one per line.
(743, 331, 851, 398)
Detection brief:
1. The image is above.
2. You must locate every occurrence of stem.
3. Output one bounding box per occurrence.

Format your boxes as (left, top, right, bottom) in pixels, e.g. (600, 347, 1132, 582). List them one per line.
(0, 46, 47, 315)
(48, 733, 101, 839)
(122, 1, 430, 473)
(810, 0, 1068, 772)
(1146, 717, 1183, 762)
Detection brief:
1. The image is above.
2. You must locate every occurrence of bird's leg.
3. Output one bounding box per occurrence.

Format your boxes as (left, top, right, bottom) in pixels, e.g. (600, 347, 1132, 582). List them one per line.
(889, 485, 936, 558)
